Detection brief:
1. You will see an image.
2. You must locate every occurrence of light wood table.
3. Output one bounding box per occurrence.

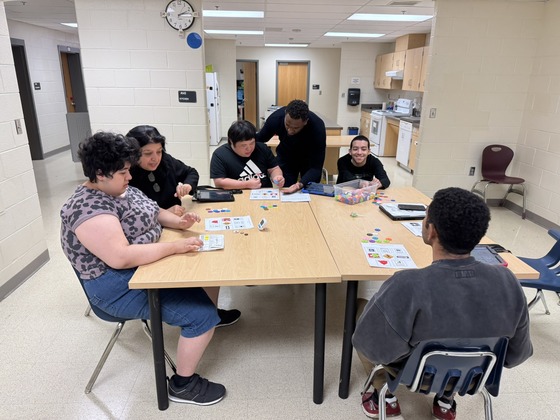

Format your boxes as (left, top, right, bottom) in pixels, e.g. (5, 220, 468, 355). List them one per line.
(266, 135, 354, 180)
(308, 187, 540, 399)
(130, 193, 341, 410)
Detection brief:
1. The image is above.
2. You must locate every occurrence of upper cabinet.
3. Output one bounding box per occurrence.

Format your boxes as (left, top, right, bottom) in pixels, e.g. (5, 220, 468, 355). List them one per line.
(374, 34, 429, 92)
(419, 46, 430, 93)
(403, 47, 424, 91)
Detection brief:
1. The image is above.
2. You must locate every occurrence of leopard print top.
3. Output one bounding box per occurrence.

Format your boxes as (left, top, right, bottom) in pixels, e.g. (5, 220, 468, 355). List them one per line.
(60, 185, 161, 279)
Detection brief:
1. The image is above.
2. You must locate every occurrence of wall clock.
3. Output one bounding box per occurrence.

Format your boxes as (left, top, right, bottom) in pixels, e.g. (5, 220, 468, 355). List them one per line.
(163, 0, 195, 31)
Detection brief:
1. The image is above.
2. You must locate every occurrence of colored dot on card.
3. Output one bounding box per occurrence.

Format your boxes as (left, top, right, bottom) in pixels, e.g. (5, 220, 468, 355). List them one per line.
(386, 237, 392, 241)
(367, 233, 373, 236)
(375, 228, 381, 232)
(369, 240, 375, 243)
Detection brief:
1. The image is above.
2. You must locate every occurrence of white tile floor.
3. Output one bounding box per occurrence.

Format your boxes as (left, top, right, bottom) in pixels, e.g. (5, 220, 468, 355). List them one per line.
(1, 150, 559, 419)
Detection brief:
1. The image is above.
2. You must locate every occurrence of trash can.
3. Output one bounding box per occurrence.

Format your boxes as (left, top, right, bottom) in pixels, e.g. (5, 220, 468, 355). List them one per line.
(348, 127, 359, 135)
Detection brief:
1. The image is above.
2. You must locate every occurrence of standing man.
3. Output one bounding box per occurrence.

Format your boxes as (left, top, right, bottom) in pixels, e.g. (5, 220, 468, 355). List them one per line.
(257, 99, 326, 193)
(353, 187, 532, 420)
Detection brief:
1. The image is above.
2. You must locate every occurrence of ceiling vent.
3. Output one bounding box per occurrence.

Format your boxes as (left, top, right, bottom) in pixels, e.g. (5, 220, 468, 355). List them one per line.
(387, 1, 422, 6)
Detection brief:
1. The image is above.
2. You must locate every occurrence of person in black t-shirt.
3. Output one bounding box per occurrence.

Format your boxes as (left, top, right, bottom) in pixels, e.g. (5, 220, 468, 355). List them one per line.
(256, 99, 326, 193)
(337, 135, 390, 189)
(211, 120, 285, 189)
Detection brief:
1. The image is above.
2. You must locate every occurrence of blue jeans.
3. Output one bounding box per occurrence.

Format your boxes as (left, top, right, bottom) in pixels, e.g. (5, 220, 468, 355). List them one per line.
(83, 268, 219, 338)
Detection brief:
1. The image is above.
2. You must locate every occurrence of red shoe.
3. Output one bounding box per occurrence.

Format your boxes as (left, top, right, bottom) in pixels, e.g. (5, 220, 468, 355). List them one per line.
(432, 397, 457, 420)
(361, 392, 401, 418)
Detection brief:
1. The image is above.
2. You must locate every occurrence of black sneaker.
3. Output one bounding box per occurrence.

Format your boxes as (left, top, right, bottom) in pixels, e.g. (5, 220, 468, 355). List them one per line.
(216, 308, 241, 328)
(168, 374, 226, 406)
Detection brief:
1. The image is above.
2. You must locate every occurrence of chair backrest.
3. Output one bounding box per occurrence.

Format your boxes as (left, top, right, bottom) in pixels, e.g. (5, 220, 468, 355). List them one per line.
(481, 145, 514, 180)
(542, 229, 560, 268)
(387, 337, 509, 399)
(74, 269, 129, 323)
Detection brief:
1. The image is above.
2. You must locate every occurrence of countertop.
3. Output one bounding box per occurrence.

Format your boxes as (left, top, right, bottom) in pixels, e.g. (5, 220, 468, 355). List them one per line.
(315, 112, 342, 129)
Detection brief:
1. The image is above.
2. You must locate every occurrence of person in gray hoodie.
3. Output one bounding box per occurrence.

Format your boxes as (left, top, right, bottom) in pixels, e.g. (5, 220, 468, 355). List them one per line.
(353, 187, 532, 420)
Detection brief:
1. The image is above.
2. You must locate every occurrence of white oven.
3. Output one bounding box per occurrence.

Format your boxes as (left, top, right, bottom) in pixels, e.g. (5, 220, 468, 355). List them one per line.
(369, 98, 412, 157)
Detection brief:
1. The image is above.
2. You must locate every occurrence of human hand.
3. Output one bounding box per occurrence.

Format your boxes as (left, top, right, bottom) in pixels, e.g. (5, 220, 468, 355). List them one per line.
(246, 178, 262, 189)
(168, 205, 186, 217)
(177, 212, 201, 230)
(370, 178, 382, 189)
(272, 175, 285, 188)
(281, 182, 302, 194)
(175, 236, 204, 254)
(175, 182, 193, 199)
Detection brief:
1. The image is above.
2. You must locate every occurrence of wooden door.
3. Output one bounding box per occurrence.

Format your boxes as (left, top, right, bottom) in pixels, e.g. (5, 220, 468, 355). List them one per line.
(242, 61, 258, 126)
(277, 62, 309, 106)
(403, 48, 423, 91)
(374, 55, 383, 88)
(419, 46, 430, 93)
(60, 53, 76, 112)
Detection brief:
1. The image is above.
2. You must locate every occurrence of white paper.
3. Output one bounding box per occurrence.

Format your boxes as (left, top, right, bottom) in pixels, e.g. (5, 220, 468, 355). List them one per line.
(402, 221, 423, 237)
(250, 189, 280, 200)
(281, 192, 311, 202)
(361, 243, 417, 268)
(198, 234, 224, 251)
(205, 215, 254, 231)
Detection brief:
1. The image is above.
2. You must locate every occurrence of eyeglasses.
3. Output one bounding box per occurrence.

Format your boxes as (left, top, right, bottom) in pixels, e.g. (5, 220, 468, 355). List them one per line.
(148, 172, 161, 192)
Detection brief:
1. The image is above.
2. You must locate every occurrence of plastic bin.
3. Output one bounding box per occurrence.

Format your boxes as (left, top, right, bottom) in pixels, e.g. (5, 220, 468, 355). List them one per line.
(348, 127, 359, 135)
(334, 179, 377, 205)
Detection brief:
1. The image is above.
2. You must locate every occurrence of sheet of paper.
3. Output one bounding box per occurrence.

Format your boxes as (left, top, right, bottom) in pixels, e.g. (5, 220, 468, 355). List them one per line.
(402, 221, 423, 237)
(198, 234, 224, 251)
(361, 243, 417, 268)
(250, 189, 280, 200)
(205, 215, 254, 231)
(281, 192, 311, 202)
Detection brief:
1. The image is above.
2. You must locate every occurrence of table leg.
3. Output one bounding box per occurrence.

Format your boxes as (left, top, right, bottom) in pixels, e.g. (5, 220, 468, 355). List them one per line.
(338, 280, 358, 399)
(148, 289, 169, 411)
(313, 283, 327, 404)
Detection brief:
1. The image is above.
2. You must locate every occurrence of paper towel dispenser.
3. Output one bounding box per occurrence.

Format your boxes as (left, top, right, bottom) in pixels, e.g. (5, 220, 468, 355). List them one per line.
(347, 88, 360, 106)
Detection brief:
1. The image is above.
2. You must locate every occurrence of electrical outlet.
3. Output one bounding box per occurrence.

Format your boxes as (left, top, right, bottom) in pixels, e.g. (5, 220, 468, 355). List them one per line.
(429, 108, 437, 118)
(469, 167, 475, 176)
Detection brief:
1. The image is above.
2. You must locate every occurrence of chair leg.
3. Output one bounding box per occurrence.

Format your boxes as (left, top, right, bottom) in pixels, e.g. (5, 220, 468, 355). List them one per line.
(84, 304, 92, 317)
(378, 382, 390, 420)
(362, 364, 386, 395)
(85, 321, 125, 394)
(503, 184, 526, 219)
(142, 320, 177, 374)
(527, 290, 550, 315)
(556, 292, 560, 306)
(481, 388, 494, 420)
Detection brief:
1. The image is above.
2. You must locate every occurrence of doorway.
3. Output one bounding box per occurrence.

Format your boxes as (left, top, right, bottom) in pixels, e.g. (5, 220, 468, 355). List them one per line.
(59, 46, 90, 162)
(236, 60, 258, 127)
(11, 39, 43, 160)
(276, 61, 309, 106)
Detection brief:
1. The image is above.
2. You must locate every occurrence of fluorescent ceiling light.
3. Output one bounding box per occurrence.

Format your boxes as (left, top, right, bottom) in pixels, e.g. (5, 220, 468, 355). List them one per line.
(203, 10, 264, 18)
(61, 22, 78, 28)
(349, 13, 432, 22)
(204, 29, 263, 35)
(265, 43, 308, 48)
(325, 32, 384, 38)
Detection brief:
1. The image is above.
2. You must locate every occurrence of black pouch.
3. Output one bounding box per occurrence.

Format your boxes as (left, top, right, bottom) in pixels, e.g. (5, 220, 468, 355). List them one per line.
(192, 186, 235, 202)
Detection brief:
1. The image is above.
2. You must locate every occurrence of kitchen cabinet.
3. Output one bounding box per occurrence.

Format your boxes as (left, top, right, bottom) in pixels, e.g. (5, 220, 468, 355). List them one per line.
(384, 118, 399, 157)
(374, 53, 403, 90)
(360, 111, 371, 136)
(409, 126, 420, 172)
(419, 46, 430, 92)
(395, 33, 426, 52)
(403, 47, 424, 91)
(392, 50, 406, 71)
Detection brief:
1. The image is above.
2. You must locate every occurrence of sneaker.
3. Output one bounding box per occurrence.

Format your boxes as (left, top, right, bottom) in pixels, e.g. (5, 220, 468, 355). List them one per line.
(216, 308, 241, 328)
(168, 374, 226, 406)
(362, 391, 401, 418)
(432, 396, 457, 420)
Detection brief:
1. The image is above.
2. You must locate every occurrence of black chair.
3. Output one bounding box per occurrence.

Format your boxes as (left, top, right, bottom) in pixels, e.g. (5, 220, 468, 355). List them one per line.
(471, 144, 526, 219)
(78, 276, 177, 393)
(362, 337, 509, 420)
(518, 229, 560, 314)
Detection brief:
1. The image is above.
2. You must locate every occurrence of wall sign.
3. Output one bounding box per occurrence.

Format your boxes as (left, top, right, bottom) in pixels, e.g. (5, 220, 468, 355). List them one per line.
(178, 91, 197, 103)
(33, 82, 41, 90)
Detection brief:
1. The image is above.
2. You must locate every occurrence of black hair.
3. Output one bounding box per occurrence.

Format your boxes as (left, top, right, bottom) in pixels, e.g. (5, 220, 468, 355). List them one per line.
(78, 132, 140, 182)
(427, 187, 490, 255)
(126, 125, 166, 150)
(228, 120, 257, 146)
(350, 135, 370, 149)
(285, 99, 309, 121)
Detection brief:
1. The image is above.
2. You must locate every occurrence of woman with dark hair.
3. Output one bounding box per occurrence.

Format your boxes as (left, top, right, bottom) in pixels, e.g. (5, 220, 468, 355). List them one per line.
(60, 132, 226, 406)
(127, 125, 199, 216)
(210, 120, 285, 189)
(127, 125, 241, 328)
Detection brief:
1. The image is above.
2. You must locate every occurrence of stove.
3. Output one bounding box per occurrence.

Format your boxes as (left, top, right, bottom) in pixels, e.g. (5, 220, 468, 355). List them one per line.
(371, 98, 413, 117)
(369, 99, 413, 157)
